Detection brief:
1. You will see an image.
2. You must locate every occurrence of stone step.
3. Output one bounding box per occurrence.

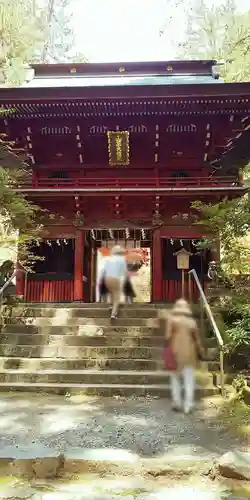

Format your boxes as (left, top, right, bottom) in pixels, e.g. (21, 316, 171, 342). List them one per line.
(6, 307, 158, 319)
(0, 381, 219, 397)
(4, 316, 219, 336)
(15, 301, 201, 310)
(0, 344, 162, 359)
(0, 369, 214, 386)
(0, 344, 219, 360)
(0, 334, 165, 348)
(22, 302, 158, 308)
(2, 325, 219, 349)
(0, 333, 218, 348)
(3, 317, 152, 327)
(3, 324, 154, 335)
(0, 356, 220, 372)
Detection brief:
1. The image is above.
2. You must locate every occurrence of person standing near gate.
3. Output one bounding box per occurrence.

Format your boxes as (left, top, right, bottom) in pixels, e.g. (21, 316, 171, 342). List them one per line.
(98, 245, 127, 319)
(167, 299, 204, 414)
(148, 299, 204, 414)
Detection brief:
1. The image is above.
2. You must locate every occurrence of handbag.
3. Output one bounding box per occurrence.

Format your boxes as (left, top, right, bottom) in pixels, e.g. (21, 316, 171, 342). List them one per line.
(163, 322, 177, 371)
(163, 344, 177, 371)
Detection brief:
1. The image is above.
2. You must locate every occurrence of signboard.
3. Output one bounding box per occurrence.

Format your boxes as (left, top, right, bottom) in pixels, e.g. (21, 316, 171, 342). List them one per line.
(107, 131, 130, 166)
(174, 248, 191, 270)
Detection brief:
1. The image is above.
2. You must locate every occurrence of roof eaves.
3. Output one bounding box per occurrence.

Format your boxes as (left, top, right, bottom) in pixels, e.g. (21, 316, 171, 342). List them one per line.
(1, 81, 250, 102)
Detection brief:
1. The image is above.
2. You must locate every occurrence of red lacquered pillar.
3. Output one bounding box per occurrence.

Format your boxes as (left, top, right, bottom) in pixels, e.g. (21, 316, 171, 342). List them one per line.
(74, 229, 84, 301)
(15, 261, 25, 298)
(152, 229, 162, 302)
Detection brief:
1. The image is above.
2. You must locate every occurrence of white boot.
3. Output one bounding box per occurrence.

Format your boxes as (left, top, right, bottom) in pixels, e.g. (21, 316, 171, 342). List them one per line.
(183, 366, 195, 414)
(170, 373, 182, 411)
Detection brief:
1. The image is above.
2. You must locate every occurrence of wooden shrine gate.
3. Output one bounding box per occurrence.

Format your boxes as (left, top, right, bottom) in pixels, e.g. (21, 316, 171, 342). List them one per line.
(22, 228, 153, 303)
(20, 227, 210, 303)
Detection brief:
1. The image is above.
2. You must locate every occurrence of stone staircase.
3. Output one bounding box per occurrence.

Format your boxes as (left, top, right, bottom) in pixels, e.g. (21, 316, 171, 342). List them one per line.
(0, 303, 220, 397)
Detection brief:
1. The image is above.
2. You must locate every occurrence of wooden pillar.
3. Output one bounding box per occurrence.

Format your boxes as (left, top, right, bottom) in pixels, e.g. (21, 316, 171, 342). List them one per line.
(74, 230, 84, 301)
(152, 229, 162, 302)
(16, 262, 25, 298)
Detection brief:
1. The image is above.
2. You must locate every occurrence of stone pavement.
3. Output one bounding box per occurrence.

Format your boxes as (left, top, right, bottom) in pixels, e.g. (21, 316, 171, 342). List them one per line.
(0, 393, 248, 499)
(0, 475, 248, 499)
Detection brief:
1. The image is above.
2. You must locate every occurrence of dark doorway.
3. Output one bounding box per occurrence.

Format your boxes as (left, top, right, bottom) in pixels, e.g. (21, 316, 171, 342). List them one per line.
(29, 239, 74, 278)
(162, 238, 211, 301)
(26, 239, 75, 302)
(162, 239, 210, 281)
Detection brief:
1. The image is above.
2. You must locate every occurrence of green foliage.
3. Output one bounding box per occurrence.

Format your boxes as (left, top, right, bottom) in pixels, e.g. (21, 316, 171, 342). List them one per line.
(225, 307, 250, 372)
(0, 0, 87, 85)
(232, 374, 247, 395)
(224, 11, 250, 82)
(227, 310, 250, 351)
(193, 195, 250, 274)
(194, 193, 250, 364)
(0, 260, 14, 287)
(0, 140, 43, 268)
(41, 0, 75, 63)
(0, 166, 39, 232)
(214, 303, 250, 370)
(178, 0, 250, 81)
(0, 0, 46, 85)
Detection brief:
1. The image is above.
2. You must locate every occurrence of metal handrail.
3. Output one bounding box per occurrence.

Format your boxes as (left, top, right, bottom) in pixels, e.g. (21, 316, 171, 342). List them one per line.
(189, 268, 224, 396)
(0, 270, 17, 329)
(0, 265, 29, 333)
(0, 270, 18, 297)
(0, 265, 28, 300)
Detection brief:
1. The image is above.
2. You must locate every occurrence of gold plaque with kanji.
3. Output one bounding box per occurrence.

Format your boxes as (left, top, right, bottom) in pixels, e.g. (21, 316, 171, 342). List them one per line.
(107, 131, 130, 166)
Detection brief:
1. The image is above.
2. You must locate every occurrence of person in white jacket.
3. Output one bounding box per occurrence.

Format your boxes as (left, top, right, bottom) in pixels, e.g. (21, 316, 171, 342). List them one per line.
(98, 245, 127, 319)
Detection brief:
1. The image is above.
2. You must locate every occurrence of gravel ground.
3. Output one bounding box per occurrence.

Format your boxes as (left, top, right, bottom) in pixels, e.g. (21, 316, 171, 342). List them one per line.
(0, 393, 244, 457)
(0, 394, 248, 499)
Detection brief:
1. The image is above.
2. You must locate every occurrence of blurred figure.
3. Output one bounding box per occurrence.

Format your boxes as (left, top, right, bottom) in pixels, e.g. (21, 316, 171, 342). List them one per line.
(99, 274, 136, 304)
(123, 276, 136, 303)
(98, 245, 127, 319)
(99, 278, 109, 303)
(167, 299, 204, 414)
